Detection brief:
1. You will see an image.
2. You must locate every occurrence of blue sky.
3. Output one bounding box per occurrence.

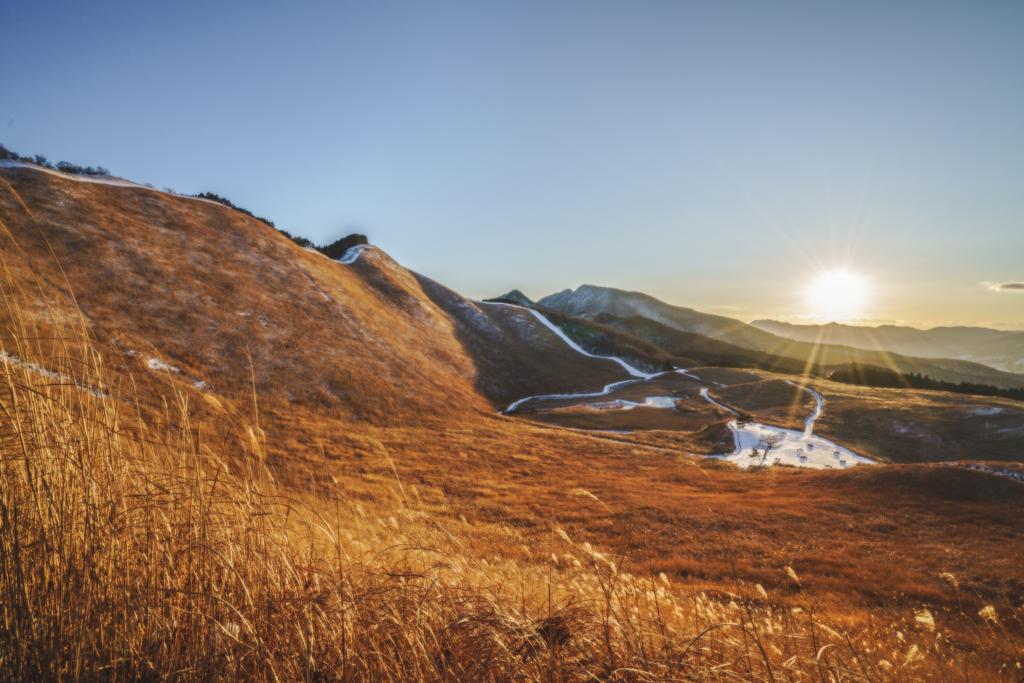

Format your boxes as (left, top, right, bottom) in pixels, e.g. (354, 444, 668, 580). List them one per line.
(3, 1, 1023, 328)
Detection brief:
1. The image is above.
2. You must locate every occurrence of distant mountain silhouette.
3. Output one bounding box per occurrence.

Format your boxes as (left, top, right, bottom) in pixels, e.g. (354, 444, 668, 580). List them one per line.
(751, 319, 1024, 374)
(484, 289, 533, 306)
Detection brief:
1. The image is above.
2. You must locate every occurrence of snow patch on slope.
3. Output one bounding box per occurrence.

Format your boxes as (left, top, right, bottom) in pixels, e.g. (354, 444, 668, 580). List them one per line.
(144, 355, 208, 390)
(504, 379, 642, 414)
(337, 244, 369, 264)
(694, 382, 873, 470)
(520, 307, 658, 379)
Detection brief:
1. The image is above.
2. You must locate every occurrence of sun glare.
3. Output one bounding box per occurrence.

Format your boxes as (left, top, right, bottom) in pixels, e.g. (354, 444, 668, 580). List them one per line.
(807, 271, 869, 320)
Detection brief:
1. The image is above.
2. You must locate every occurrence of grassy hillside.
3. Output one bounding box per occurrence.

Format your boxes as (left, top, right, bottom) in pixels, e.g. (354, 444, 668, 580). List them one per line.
(530, 307, 692, 372)
(0, 164, 636, 420)
(6, 326, 1022, 680)
(3, 163, 1023, 679)
(708, 378, 817, 432)
(679, 368, 1024, 464)
(602, 313, 816, 373)
(0, 163, 494, 424)
(804, 375, 1024, 464)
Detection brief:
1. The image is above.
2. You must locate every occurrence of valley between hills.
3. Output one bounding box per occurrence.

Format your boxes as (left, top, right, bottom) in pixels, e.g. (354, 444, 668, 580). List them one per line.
(2, 159, 1023, 679)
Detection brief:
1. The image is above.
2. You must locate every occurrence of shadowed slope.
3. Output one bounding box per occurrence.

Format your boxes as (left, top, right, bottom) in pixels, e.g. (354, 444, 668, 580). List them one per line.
(0, 165, 493, 423)
(414, 277, 632, 408)
(601, 314, 812, 372)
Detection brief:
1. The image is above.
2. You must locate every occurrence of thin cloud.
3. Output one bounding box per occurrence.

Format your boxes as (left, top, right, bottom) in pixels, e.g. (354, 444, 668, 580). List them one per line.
(983, 281, 1024, 292)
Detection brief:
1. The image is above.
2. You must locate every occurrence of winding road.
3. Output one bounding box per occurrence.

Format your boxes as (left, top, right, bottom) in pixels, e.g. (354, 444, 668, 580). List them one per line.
(482, 301, 873, 470)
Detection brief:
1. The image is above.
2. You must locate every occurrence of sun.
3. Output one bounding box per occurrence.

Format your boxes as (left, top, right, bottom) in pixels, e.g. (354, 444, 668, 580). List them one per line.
(806, 271, 869, 321)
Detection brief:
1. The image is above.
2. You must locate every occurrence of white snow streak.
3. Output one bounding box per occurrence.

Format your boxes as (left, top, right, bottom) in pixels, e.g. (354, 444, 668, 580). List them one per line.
(147, 357, 180, 374)
(521, 308, 657, 379)
(337, 244, 369, 264)
(676, 368, 724, 385)
(1, 352, 106, 397)
(504, 379, 642, 413)
(699, 387, 735, 414)
(477, 300, 659, 413)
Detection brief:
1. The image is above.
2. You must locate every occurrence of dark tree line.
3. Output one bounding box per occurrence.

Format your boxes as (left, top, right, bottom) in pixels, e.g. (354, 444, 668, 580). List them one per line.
(1, 144, 110, 176)
(194, 192, 276, 229)
(828, 362, 1024, 402)
(194, 192, 367, 258)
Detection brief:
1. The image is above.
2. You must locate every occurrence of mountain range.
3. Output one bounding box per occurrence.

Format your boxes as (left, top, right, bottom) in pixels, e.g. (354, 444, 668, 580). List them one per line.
(521, 285, 1024, 389)
(750, 319, 1024, 374)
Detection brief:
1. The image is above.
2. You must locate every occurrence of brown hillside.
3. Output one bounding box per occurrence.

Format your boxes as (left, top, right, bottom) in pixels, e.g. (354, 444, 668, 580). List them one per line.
(3, 163, 1024, 675)
(708, 378, 817, 431)
(0, 164, 629, 423)
(806, 376, 1024, 463)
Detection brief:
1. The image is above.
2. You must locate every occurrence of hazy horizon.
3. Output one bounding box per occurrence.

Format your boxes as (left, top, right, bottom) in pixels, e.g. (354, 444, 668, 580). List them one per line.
(498, 282, 1024, 332)
(4, 1, 1022, 329)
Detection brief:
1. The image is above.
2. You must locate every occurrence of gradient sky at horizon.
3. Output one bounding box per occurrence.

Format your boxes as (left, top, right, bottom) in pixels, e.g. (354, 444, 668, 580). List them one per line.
(3, 1, 1023, 329)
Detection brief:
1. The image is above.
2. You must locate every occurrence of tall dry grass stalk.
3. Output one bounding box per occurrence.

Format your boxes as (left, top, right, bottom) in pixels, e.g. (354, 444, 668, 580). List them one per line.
(0, 285, 1020, 681)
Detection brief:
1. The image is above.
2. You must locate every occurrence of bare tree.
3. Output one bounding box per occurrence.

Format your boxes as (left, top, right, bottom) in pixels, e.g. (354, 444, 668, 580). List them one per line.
(749, 433, 783, 466)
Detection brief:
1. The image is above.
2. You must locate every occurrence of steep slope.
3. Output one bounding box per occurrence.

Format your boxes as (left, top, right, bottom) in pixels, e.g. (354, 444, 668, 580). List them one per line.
(597, 313, 812, 373)
(413, 279, 632, 408)
(526, 307, 691, 373)
(0, 162, 627, 422)
(539, 285, 1024, 388)
(752, 319, 1024, 373)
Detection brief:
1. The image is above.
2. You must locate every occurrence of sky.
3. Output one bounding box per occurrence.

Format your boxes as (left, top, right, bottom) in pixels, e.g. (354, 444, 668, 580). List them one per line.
(3, 1, 1023, 329)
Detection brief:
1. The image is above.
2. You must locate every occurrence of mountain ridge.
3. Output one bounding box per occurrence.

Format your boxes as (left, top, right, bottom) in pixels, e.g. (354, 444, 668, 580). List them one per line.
(536, 284, 1024, 389)
(751, 318, 1024, 373)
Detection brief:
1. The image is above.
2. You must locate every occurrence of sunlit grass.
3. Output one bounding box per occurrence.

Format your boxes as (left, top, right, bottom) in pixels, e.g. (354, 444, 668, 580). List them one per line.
(2, 165, 1022, 680)
(1, 304, 1021, 680)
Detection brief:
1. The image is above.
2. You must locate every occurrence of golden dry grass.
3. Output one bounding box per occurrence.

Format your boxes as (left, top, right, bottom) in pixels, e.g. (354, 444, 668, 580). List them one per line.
(3, 312, 1023, 681)
(708, 379, 817, 431)
(2, 165, 1024, 680)
(802, 376, 1024, 463)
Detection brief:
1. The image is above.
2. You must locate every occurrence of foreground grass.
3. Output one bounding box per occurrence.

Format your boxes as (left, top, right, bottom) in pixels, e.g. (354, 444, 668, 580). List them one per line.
(1, 317, 1021, 681)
